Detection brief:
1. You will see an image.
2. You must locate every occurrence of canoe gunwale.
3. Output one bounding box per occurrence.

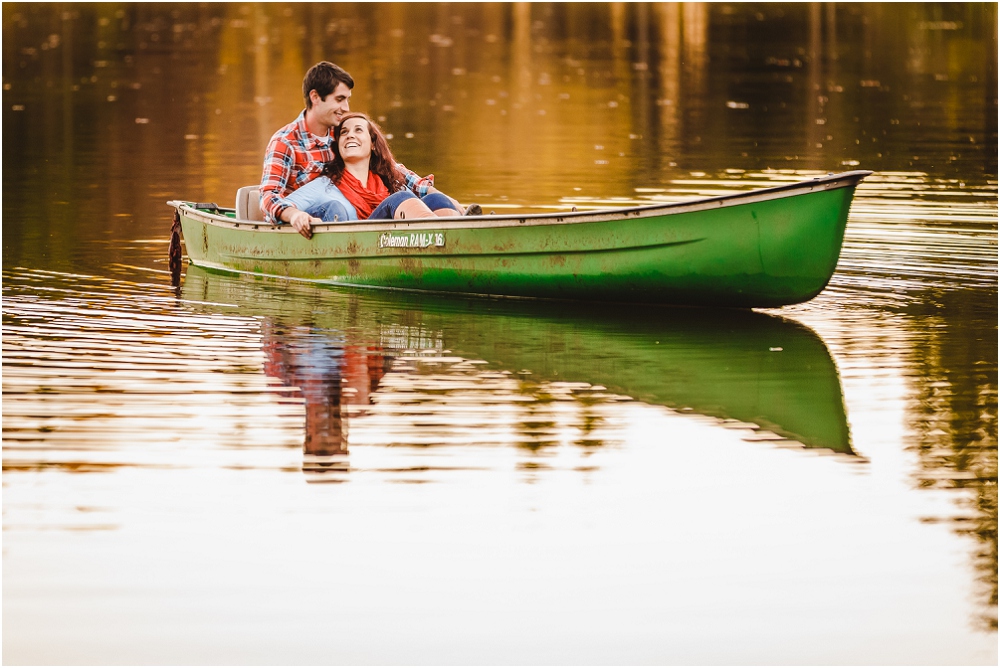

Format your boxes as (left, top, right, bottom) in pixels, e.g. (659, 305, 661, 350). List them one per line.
(167, 170, 872, 233)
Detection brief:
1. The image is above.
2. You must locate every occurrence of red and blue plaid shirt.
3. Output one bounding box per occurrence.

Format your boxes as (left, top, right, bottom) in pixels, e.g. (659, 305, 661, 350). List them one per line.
(259, 111, 434, 224)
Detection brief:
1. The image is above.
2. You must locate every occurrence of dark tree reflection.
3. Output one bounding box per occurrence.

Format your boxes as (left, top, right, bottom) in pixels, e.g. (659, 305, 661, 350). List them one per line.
(904, 289, 998, 630)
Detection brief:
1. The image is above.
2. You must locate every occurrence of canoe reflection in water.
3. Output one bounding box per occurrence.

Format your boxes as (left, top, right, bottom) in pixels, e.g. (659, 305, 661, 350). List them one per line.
(261, 320, 391, 479)
(183, 268, 855, 477)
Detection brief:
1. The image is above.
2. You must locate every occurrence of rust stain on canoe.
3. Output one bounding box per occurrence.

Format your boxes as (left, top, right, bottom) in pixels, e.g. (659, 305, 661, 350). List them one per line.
(399, 256, 422, 277)
(239, 244, 265, 257)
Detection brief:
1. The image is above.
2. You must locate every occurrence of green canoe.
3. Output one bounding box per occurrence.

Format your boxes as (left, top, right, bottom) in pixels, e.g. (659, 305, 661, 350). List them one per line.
(169, 170, 870, 308)
(183, 265, 853, 455)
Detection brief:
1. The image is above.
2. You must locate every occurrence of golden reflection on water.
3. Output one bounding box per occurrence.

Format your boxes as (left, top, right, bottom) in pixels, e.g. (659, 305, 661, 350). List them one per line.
(2, 2, 997, 661)
(3, 4, 996, 242)
(778, 265, 997, 633)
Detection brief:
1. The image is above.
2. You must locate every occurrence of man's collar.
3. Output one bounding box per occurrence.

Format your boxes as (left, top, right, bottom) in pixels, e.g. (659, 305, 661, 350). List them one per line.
(297, 110, 333, 147)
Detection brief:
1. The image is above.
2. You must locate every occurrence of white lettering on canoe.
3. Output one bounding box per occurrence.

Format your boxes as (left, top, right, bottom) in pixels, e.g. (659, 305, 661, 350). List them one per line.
(378, 232, 445, 249)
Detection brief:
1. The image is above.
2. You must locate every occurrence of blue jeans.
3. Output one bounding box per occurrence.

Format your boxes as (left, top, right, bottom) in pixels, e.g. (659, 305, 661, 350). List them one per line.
(283, 176, 358, 222)
(422, 193, 461, 215)
(368, 191, 460, 220)
(307, 199, 351, 223)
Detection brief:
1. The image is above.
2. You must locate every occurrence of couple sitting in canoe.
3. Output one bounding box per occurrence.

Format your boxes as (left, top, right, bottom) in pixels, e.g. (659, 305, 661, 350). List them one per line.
(260, 61, 476, 239)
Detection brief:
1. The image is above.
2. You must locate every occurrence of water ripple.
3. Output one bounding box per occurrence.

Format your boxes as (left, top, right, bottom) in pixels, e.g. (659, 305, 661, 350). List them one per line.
(2, 269, 302, 472)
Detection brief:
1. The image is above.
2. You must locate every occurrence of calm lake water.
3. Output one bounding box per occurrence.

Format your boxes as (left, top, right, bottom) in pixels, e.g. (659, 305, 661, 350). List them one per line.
(3, 3, 997, 664)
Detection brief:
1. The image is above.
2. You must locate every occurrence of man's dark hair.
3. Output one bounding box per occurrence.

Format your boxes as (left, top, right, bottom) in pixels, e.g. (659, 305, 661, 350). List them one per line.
(303, 61, 354, 109)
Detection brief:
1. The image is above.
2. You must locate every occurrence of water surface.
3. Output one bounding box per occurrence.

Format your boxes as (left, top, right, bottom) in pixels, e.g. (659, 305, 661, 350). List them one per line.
(3, 3, 997, 664)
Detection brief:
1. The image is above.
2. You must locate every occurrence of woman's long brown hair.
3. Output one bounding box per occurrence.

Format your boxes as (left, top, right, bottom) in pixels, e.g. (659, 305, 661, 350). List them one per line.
(323, 113, 405, 192)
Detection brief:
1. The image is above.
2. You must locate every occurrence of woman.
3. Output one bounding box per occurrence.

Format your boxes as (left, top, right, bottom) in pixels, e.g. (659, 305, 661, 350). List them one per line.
(281, 113, 464, 223)
(324, 113, 462, 220)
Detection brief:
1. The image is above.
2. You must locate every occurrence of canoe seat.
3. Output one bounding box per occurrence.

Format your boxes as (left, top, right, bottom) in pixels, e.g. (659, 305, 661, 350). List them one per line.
(235, 186, 265, 222)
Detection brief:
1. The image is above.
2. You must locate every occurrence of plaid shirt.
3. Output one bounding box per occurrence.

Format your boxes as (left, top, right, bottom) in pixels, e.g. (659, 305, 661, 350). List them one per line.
(259, 111, 434, 224)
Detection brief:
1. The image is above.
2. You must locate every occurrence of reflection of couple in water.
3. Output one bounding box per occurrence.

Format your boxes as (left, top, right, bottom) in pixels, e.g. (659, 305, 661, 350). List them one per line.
(261, 319, 391, 475)
(260, 61, 479, 240)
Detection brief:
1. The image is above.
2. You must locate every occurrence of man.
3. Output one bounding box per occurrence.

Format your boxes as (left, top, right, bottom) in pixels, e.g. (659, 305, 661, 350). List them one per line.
(260, 61, 464, 239)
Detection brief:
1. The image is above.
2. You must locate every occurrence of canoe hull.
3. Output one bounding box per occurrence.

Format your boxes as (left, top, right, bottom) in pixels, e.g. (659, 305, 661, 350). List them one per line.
(172, 172, 868, 307)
